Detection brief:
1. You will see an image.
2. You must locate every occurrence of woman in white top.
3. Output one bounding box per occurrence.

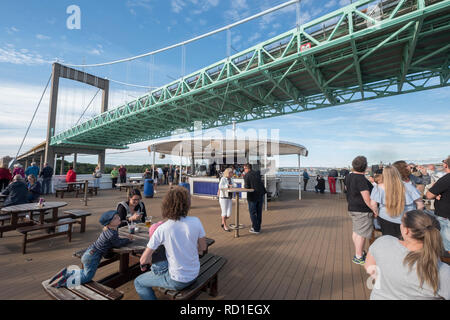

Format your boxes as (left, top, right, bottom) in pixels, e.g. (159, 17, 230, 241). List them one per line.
(135, 186, 207, 300)
(218, 168, 236, 232)
(365, 210, 450, 300)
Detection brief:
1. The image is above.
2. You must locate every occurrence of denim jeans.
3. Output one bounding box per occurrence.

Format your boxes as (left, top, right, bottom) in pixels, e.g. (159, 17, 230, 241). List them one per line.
(151, 260, 168, 275)
(42, 178, 52, 195)
(436, 216, 450, 251)
(67, 249, 102, 286)
(248, 196, 264, 232)
(134, 268, 194, 300)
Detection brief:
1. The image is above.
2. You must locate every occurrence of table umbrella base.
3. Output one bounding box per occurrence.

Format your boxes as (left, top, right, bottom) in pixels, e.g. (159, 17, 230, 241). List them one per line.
(228, 223, 245, 230)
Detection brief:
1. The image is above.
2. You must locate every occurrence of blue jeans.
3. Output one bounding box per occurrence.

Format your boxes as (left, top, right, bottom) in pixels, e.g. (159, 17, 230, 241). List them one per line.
(74, 249, 103, 286)
(42, 178, 52, 195)
(134, 268, 194, 300)
(248, 196, 264, 232)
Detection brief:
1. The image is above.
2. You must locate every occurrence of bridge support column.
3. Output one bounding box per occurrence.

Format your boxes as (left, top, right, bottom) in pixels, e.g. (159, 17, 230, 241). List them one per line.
(60, 156, 65, 175)
(98, 151, 105, 173)
(44, 63, 61, 172)
(73, 153, 77, 171)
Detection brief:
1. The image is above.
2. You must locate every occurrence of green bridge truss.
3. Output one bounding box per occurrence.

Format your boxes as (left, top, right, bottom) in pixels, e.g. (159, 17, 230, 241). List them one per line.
(51, 0, 450, 149)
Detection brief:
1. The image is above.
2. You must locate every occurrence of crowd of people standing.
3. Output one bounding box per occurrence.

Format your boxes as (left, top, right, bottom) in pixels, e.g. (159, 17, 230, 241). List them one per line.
(344, 155, 449, 300)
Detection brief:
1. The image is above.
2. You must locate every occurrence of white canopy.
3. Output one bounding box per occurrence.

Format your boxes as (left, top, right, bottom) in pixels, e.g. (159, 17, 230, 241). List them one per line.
(148, 137, 308, 203)
(148, 137, 308, 159)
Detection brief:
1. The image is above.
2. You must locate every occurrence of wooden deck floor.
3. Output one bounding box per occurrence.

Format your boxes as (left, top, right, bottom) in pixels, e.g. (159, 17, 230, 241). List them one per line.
(0, 186, 371, 300)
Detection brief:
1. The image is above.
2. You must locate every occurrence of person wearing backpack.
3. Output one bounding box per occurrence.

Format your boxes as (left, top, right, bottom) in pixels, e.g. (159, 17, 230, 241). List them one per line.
(117, 189, 148, 227)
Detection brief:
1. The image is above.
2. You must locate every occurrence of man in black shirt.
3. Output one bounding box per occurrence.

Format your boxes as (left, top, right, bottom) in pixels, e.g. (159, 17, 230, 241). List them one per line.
(244, 163, 266, 234)
(427, 157, 450, 219)
(345, 156, 374, 265)
(315, 175, 325, 193)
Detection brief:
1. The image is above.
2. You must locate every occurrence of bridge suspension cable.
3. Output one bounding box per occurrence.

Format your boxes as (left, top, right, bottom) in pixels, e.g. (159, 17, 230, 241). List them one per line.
(12, 73, 52, 166)
(75, 88, 101, 126)
(62, 0, 300, 68)
(108, 78, 158, 89)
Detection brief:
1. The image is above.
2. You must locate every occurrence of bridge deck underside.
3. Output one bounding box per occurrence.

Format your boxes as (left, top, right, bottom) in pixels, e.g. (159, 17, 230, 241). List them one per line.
(51, 0, 450, 149)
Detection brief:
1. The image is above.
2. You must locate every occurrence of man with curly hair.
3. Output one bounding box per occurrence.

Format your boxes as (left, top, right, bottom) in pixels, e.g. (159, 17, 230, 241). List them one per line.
(134, 186, 207, 300)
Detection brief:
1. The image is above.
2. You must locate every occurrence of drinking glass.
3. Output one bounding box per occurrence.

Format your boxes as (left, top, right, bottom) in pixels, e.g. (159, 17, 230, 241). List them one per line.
(145, 216, 153, 228)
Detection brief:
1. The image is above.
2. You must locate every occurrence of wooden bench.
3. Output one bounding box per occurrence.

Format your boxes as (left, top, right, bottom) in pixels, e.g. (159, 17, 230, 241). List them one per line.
(55, 185, 77, 199)
(16, 219, 76, 254)
(42, 279, 123, 300)
(154, 253, 227, 300)
(62, 210, 91, 233)
(87, 186, 98, 196)
(0, 212, 41, 238)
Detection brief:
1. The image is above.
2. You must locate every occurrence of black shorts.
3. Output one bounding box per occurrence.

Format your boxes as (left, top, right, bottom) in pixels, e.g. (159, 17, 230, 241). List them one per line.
(378, 216, 401, 239)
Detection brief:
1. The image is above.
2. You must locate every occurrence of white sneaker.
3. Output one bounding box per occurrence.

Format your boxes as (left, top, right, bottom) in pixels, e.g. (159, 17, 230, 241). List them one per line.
(249, 228, 260, 234)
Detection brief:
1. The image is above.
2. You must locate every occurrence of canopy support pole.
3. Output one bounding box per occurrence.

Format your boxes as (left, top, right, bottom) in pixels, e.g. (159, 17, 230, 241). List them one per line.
(264, 144, 268, 211)
(298, 154, 302, 200)
(152, 146, 155, 180)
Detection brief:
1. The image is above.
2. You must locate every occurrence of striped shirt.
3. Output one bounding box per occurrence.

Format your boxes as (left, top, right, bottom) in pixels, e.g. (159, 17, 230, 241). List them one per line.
(88, 228, 130, 255)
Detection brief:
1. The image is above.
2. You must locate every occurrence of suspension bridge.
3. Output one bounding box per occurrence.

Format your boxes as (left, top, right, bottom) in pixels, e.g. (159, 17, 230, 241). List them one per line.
(16, 0, 450, 170)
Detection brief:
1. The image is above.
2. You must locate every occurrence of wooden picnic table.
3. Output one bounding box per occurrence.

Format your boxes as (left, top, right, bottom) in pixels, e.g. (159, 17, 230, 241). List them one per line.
(90, 224, 214, 289)
(0, 202, 68, 234)
(221, 188, 254, 238)
(67, 180, 92, 206)
(115, 182, 144, 193)
(128, 177, 144, 183)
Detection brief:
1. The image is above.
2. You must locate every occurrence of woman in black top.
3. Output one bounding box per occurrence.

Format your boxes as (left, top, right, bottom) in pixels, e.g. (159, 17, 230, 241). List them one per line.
(117, 189, 147, 227)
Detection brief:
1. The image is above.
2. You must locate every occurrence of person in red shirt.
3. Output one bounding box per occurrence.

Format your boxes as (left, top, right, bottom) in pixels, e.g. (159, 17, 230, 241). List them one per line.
(66, 166, 77, 183)
(0, 164, 12, 191)
(119, 165, 127, 183)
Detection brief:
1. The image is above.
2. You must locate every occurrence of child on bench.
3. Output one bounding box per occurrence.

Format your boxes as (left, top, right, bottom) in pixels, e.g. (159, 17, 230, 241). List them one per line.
(49, 210, 133, 288)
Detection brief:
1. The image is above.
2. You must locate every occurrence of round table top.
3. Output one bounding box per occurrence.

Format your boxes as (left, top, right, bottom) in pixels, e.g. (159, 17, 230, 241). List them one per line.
(1, 202, 68, 213)
(222, 188, 254, 192)
(116, 182, 144, 187)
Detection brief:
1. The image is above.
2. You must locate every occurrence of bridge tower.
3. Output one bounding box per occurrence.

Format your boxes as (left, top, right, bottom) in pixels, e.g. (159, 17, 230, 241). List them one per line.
(44, 63, 109, 172)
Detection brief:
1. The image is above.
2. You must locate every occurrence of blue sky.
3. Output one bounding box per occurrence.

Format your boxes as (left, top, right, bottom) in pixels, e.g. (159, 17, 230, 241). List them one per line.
(1, 0, 449, 168)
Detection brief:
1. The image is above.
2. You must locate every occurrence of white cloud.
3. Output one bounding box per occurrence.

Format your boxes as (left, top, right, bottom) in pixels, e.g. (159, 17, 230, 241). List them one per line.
(224, 0, 250, 22)
(6, 26, 19, 34)
(36, 34, 51, 40)
(126, 0, 152, 11)
(0, 46, 50, 65)
(89, 49, 102, 56)
(325, 0, 337, 8)
(339, 0, 352, 7)
(247, 32, 261, 43)
(171, 0, 186, 13)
